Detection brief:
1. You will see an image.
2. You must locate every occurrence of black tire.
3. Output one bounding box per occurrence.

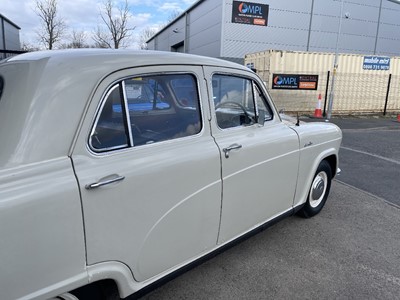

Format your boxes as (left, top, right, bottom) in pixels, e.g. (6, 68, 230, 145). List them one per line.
(298, 160, 332, 218)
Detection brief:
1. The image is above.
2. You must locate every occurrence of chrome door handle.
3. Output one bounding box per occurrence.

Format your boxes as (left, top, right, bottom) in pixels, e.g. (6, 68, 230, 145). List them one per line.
(223, 143, 242, 158)
(85, 175, 125, 190)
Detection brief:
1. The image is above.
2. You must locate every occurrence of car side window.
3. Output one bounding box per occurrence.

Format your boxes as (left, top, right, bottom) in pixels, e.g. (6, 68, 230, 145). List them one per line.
(125, 78, 171, 112)
(171, 77, 198, 107)
(212, 74, 257, 129)
(90, 73, 202, 152)
(90, 84, 130, 151)
(253, 83, 273, 122)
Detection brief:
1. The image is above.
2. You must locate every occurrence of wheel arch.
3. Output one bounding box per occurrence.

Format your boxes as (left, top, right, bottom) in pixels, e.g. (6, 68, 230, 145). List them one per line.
(85, 261, 140, 298)
(51, 261, 145, 299)
(324, 154, 338, 178)
(293, 147, 338, 208)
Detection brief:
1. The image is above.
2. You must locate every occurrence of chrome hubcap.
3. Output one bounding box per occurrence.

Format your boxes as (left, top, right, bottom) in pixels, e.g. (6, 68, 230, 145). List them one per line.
(51, 293, 79, 300)
(309, 171, 327, 208)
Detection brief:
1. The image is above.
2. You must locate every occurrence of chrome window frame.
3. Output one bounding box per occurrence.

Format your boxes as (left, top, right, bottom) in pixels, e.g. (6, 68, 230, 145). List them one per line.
(87, 71, 204, 154)
(88, 84, 130, 153)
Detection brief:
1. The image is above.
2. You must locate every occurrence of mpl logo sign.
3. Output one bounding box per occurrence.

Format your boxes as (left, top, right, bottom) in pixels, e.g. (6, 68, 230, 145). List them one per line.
(272, 74, 318, 90)
(238, 2, 263, 15)
(274, 75, 297, 86)
(232, 1, 269, 26)
(273, 75, 298, 89)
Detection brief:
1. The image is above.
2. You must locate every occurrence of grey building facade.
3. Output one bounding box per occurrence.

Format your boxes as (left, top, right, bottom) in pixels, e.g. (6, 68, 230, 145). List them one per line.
(147, 0, 400, 63)
(0, 14, 21, 59)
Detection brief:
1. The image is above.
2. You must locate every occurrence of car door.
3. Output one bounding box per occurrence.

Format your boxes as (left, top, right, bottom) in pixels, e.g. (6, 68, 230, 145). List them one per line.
(204, 67, 300, 244)
(71, 66, 222, 282)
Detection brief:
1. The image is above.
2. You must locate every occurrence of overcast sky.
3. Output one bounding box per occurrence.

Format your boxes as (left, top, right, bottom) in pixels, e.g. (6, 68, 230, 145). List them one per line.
(2, 0, 197, 49)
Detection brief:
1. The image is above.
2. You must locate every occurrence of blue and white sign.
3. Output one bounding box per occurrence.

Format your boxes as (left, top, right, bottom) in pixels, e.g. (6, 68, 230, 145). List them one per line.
(363, 56, 390, 70)
(246, 62, 255, 69)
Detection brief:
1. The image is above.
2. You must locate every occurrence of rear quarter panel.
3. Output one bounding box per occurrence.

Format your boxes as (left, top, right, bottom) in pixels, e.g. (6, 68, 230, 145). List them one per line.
(0, 158, 87, 300)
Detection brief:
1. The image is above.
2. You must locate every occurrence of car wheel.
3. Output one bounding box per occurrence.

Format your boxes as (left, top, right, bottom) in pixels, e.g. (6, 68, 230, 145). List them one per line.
(298, 160, 332, 218)
(49, 293, 79, 300)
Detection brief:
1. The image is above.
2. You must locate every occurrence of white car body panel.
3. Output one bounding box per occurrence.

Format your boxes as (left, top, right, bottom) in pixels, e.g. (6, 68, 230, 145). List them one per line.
(0, 50, 342, 299)
(0, 158, 87, 300)
(290, 122, 342, 207)
(210, 122, 299, 243)
(204, 67, 300, 244)
(71, 65, 222, 282)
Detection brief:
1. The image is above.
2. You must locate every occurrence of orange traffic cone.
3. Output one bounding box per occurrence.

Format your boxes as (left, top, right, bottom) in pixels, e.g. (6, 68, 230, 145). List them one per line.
(313, 94, 323, 118)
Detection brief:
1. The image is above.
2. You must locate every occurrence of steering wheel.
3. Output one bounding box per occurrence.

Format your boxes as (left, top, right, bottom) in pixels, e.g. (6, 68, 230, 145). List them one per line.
(215, 101, 251, 119)
(215, 101, 255, 128)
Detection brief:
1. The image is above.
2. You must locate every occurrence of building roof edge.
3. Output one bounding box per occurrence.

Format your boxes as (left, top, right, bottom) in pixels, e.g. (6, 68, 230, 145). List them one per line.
(146, 0, 205, 43)
(0, 14, 21, 30)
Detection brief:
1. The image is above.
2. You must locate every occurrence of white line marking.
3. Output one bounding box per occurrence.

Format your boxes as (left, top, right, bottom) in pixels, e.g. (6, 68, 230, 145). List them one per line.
(340, 146, 400, 165)
(335, 179, 400, 209)
(341, 126, 399, 133)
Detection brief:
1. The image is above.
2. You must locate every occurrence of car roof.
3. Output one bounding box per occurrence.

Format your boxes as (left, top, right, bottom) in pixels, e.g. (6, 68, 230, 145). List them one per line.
(6, 49, 247, 71)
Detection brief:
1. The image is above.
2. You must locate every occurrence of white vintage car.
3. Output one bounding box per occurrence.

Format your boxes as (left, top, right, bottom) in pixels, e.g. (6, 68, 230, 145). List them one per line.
(0, 50, 341, 300)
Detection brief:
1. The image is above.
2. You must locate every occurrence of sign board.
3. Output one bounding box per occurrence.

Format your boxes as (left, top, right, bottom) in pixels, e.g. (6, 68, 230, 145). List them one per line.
(272, 74, 319, 90)
(363, 56, 390, 70)
(232, 1, 269, 26)
(246, 62, 255, 69)
(125, 84, 142, 99)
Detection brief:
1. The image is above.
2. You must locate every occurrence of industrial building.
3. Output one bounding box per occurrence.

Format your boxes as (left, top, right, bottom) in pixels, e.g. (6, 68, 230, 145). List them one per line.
(0, 14, 21, 59)
(147, 0, 400, 64)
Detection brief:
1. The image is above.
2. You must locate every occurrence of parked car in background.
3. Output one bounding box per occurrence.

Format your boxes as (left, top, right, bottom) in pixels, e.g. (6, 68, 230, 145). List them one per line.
(0, 49, 342, 300)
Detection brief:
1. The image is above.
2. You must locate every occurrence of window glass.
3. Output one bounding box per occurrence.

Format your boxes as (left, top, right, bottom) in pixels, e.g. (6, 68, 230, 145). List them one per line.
(124, 78, 170, 112)
(254, 83, 273, 122)
(171, 77, 198, 107)
(90, 84, 129, 151)
(125, 74, 202, 146)
(89, 74, 202, 152)
(212, 75, 257, 129)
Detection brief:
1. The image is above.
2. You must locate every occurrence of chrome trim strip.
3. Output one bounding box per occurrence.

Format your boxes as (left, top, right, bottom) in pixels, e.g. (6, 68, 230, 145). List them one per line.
(121, 81, 134, 147)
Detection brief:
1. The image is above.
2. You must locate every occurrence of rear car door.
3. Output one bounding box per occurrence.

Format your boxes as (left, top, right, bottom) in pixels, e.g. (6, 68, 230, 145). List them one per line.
(204, 67, 300, 244)
(72, 66, 222, 282)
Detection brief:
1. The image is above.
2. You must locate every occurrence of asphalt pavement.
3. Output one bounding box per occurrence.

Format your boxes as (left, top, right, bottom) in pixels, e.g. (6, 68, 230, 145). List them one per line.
(136, 116, 400, 300)
(138, 182, 400, 299)
(330, 116, 400, 207)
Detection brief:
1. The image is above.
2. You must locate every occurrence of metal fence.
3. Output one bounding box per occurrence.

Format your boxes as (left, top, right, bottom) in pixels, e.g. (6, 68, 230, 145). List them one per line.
(245, 50, 400, 115)
(0, 50, 26, 60)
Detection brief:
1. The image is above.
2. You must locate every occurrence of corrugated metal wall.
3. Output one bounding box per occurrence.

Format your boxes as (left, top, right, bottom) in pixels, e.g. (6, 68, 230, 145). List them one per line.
(245, 50, 400, 114)
(147, 0, 223, 58)
(221, 0, 313, 62)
